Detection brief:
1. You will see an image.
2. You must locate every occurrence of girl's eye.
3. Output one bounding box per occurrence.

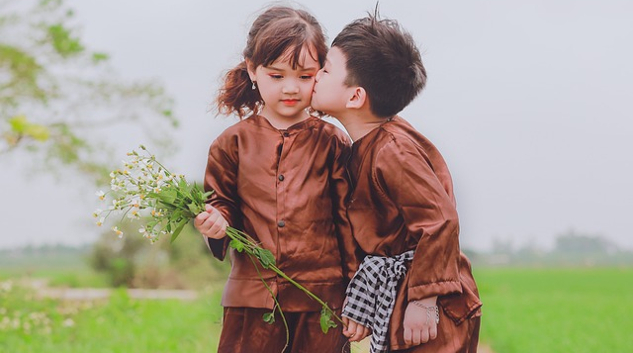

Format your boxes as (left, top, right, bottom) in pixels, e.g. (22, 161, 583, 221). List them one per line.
(269, 74, 283, 79)
(300, 75, 314, 80)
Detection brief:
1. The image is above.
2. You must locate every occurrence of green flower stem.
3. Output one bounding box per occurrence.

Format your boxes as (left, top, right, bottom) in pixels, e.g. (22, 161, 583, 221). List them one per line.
(247, 254, 290, 353)
(224, 227, 345, 327)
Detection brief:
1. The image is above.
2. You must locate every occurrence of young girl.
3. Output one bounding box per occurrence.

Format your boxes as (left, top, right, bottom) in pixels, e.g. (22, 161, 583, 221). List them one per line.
(194, 6, 358, 353)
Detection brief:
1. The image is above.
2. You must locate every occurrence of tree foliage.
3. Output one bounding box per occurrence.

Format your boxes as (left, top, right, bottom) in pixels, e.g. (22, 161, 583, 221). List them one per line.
(0, 0, 178, 184)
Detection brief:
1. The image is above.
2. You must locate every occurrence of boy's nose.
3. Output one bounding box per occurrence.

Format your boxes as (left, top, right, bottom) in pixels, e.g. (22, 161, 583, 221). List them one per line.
(315, 69, 323, 82)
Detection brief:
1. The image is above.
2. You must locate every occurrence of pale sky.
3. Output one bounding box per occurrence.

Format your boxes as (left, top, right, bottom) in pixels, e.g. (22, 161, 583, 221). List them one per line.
(2, 0, 632, 251)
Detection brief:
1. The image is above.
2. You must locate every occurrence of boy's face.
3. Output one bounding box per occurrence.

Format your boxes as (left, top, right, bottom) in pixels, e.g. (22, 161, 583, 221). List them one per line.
(311, 46, 354, 116)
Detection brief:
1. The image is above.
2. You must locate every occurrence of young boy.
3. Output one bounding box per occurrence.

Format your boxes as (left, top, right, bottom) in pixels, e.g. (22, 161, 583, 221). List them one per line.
(311, 14, 482, 353)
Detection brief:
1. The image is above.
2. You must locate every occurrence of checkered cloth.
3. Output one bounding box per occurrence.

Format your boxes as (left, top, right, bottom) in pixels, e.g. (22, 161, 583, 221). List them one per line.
(342, 250, 415, 353)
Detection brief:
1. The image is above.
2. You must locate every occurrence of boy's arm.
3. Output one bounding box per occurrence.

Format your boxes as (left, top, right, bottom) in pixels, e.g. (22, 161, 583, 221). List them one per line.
(330, 134, 362, 281)
(374, 139, 462, 301)
(203, 137, 240, 260)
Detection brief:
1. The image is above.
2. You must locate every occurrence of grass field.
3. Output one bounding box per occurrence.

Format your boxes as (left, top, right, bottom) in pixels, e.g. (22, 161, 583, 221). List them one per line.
(476, 267, 633, 353)
(2, 265, 633, 352)
(0, 283, 223, 353)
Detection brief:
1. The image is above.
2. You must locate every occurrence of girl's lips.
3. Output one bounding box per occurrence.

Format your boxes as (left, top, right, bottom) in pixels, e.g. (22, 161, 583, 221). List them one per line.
(281, 99, 298, 106)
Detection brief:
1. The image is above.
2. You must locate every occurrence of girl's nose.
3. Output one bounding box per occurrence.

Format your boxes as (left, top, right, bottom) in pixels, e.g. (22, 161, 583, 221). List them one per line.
(282, 81, 300, 94)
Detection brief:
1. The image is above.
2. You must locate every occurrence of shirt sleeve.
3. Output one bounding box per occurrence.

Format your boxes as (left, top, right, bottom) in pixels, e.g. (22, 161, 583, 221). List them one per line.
(203, 134, 241, 261)
(374, 138, 462, 301)
(330, 133, 362, 281)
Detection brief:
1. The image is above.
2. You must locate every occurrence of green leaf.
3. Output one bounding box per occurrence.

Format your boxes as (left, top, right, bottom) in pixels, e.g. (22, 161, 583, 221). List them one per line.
(92, 52, 109, 63)
(9, 115, 28, 133)
(319, 306, 337, 334)
(262, 312, 275, 324)
(48, 24, 85, 57)
(25, 124, 50, 141)
(229, 239, 245, 252)
(157, 189, 177, 205)
(255, 248, 276, 269)
(170, 218, 188, 243)
(187, 202, 201, 215)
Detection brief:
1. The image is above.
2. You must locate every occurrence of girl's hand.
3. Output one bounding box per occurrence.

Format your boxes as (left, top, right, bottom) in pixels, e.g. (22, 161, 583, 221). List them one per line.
(342, 316, 371, 342)
(194, 204, 228, 239)
(403, 296, 439, 346)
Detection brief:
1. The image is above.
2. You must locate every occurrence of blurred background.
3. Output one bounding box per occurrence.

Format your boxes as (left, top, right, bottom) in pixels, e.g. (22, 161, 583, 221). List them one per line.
(1, 0, 632, 352)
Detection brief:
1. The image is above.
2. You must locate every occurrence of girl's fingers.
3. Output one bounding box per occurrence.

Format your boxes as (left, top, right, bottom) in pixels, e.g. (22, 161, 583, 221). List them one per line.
(342, 316, 349, 334)
(345, 320, 357, 338)
(352, 324, 365, 342)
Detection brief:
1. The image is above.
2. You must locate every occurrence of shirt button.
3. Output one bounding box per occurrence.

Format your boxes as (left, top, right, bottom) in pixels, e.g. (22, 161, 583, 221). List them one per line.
(278, 175, 285, 181)
(277, 220, 285, 228)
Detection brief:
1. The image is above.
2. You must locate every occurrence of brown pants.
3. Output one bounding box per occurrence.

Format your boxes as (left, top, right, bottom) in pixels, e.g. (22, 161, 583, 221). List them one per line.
(218, 307, 350, 353)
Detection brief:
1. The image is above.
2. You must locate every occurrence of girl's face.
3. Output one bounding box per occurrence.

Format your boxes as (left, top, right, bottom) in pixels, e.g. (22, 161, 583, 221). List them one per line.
(248, 46, 319, 125)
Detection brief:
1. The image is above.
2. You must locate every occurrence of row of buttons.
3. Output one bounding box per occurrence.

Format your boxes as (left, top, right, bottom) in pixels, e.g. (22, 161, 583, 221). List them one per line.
(278, 131, 289, 228)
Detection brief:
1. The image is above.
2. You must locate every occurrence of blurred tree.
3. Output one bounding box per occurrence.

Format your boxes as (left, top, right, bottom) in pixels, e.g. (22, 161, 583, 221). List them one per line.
(553, 229, 613, 255)
(0, 0, 177, 184)
(90, 220, 229, 289)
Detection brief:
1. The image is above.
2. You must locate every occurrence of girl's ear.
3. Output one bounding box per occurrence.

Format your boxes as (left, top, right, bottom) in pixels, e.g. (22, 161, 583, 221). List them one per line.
(245, 60, 257, 82)
(346, 87, 367, 110)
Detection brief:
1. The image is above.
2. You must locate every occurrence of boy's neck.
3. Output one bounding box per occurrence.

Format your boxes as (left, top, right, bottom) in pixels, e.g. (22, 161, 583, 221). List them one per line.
(337, 111, 390, 142)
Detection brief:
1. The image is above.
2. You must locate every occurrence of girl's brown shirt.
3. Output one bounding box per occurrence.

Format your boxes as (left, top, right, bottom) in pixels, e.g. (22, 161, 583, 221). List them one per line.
(204, 115, 359, 312)
(346, 116, 482, 351)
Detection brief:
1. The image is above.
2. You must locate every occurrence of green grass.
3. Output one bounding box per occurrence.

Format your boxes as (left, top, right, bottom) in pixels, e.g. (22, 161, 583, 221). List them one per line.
(476, 267, 633, 353)
(3, 266, 633, 352)
(0, 284, 223, 353)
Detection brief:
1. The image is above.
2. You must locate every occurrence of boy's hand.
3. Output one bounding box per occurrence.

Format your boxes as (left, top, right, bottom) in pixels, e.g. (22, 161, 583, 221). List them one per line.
(403, 296, 438, 346)
(342, 316, 371, 342)
(194, 204, 228, 239)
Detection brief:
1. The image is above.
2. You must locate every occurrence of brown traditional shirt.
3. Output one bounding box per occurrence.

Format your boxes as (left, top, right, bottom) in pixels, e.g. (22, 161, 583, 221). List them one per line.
(346, 116, 482, 351)
(204, 115, 359, 312)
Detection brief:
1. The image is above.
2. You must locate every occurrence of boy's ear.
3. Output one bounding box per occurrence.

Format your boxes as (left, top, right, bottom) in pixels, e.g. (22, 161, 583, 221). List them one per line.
(346, 87, 367, 110)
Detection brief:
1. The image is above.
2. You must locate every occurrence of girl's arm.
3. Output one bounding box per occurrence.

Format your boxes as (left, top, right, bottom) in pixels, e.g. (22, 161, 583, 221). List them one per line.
(330, 133, 362, 282)
(203, 136, 240, 260)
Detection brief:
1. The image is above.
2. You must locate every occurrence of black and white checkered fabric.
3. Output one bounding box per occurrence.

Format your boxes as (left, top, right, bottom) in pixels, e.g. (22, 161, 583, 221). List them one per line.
(342, 250, 415, 353)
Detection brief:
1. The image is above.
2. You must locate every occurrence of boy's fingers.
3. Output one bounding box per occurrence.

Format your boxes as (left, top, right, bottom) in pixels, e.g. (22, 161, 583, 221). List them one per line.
(429, 324, 438, 340)
(420, 328, 430, 343)
(412, 329, 421, 345)
(403, 328, 412, 345)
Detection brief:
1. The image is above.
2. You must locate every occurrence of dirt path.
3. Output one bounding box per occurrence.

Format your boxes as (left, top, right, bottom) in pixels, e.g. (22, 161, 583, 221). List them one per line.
(23, 279, 198, 301)
(351, 336, 494, 352)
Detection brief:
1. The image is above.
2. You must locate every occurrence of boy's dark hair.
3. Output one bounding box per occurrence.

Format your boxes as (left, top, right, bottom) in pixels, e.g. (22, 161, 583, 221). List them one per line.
(217, 6, 327, 118)
(332, 14, 426, 118)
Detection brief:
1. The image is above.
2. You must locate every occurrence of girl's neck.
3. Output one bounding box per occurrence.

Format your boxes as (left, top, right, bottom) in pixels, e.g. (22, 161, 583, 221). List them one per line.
(259, 108, 310, 130)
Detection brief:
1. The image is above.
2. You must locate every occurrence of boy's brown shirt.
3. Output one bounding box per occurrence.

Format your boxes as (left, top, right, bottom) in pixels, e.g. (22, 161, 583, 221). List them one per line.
(346, 116, 482, 350)
(204, 115, 359, 312)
